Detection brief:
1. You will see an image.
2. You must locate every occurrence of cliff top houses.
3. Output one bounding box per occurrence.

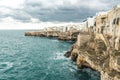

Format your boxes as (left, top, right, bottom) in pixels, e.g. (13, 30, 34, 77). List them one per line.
(76, 5, 120, 50)
(43, 23, 83, 32)
(42, 5, 120, 50)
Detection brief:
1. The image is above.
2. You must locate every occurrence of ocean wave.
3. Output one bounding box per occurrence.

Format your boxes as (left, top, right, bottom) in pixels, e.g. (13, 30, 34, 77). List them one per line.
(51, 39, 59, 42)
(0, 62, 13, 71)
(52, 51, 66, 60)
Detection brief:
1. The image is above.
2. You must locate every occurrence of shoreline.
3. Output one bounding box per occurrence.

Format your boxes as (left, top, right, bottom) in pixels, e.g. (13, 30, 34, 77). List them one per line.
(24, 30, 82, 41)
(24, 30, 120, 80)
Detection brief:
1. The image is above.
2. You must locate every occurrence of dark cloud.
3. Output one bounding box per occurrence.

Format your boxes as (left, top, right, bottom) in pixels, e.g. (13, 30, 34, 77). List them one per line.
(0, 0, 120, 22)
(22, 2, 99, 22)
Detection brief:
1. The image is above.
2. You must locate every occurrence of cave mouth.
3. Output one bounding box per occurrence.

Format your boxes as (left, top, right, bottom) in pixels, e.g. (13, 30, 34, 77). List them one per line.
(80, 61, 99, 72)
(80, 64, 97, 71)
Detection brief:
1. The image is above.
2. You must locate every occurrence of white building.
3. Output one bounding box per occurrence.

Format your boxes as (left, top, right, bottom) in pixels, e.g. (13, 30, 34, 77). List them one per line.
(81, 17, 95, 32)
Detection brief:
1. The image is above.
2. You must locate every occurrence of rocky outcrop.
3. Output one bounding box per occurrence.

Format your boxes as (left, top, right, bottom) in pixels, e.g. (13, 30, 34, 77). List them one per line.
(25, 31, 46, 37)
(66, 34, 120, 80)
(64, 51, 71, 57)
(25, 30, 81, 41)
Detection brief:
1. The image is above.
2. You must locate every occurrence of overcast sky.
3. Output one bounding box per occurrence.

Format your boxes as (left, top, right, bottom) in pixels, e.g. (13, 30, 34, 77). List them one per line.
(0, 0, 120, 29)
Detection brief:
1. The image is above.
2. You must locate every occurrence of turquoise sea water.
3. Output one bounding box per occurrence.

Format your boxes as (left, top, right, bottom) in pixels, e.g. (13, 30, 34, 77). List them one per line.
(0, 30, 100, 80)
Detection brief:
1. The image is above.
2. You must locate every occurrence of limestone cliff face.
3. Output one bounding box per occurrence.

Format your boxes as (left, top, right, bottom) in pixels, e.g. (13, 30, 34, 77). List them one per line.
(65, 34, 120, 80)
(25, 31, 80, 41)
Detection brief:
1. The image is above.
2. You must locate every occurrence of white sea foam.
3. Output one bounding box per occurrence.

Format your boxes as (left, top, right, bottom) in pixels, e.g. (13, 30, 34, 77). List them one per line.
(0, 62, 13, 71)
(53, 51, 66, 60)
(69, 68, 76, 72)
(51, 39, 59, 42)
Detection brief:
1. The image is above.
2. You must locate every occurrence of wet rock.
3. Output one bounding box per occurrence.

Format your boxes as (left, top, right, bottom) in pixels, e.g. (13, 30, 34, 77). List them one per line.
(64, 51, 71, 57)
(71, 52, 78, 61)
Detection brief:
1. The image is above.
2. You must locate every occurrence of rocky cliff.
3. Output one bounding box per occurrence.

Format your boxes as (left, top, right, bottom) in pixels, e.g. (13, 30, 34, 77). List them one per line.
(65, 34, 120, 80)
(25, 30, 81, 41)
(25, 29, 120, 80)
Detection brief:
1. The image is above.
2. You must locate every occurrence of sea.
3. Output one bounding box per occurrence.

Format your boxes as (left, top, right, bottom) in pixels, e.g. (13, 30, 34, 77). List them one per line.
(0, 30, 100, 80)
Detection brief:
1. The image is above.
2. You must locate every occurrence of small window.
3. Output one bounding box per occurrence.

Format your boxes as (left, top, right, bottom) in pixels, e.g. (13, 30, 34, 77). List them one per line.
(116, 18, 119, 25)
(113, 18, 116, 24)
(113, 18, 119, 25)
(94, 22, 96, 26)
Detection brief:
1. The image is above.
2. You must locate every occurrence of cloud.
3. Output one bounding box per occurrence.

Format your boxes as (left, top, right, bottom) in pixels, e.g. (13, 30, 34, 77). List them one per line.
(0, 0, 25, 9)
(0, 0, 120, 24)
(0, 16, 81, 29)
(30, 18, 40, 23)
(22, 0, 120, 22)
(0, 17, 20, 24)
(0, 16, 48, 29)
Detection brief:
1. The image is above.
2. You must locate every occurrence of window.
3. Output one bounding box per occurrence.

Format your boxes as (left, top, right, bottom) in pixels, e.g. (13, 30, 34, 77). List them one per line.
(113, 18, 119, 25)
(94, 22, 96, 26)
(116, 18, 119, 25)
(101, 17, 106, 24)
(113, 18, 116, 24)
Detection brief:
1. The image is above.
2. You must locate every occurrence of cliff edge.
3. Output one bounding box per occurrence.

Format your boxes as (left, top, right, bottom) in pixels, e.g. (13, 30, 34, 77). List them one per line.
(65, 34, 120, 80)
